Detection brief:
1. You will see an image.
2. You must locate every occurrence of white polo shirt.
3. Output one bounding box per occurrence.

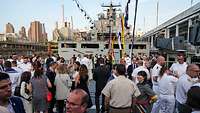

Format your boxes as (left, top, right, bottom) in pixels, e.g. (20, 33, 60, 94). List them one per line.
(18, 62, 32, 72)
(158, 73, 178, 95)
(170, 62, 188, 77)
(80, 57, 90, 68)
(175, 73, 194, 104)
(5, 69, 21, 93)
(151, 64, 162, 94)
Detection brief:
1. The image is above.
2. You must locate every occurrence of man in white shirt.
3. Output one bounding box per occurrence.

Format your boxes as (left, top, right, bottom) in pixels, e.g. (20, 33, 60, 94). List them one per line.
(0, 56, 4, 72)
(151, 55, 165, 94)
(151, 55, 165, 113)
(76, 54, 82, 62)
(80, 54, 90, 69)
(124, 54, 131, 68)
(4, 61, 21, 93)
(11, 61, 23, 74)
(132, 60, 150, 84)
(176, 64, 200, 113)
(170, 52, 188, 78)
(18, 57, 32, 72)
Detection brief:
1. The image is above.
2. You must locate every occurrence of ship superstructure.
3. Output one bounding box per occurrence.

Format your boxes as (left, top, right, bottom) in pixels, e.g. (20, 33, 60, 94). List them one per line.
(56, 3, 149, 61)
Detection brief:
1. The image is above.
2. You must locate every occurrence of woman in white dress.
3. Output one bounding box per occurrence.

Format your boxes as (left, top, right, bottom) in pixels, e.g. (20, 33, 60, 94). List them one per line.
(158, 67, 178, 113)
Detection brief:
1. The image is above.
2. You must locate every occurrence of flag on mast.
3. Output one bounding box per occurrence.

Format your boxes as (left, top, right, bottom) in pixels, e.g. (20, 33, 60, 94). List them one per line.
(118, 32, 122, 50)
(125, 0, 131, 29)
(111, 36, 115, 49)
(121, 15, 125, 56)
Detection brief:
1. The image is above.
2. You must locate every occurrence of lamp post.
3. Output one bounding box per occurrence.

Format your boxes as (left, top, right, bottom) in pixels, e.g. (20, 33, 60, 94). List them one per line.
(191, 0, 193, 6)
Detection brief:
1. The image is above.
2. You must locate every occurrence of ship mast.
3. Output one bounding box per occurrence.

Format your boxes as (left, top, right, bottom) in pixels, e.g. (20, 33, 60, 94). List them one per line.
(101, 2, 121, 50)
(101, 2, 121, 63)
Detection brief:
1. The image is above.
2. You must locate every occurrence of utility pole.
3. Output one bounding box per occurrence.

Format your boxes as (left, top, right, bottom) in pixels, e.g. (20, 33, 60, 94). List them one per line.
(156, 0, 159, 26)
(144, 16, 146, 33)
(62, 4, 65, 27)
(131, 0, 138, 58)
(191, 0, 193, 6)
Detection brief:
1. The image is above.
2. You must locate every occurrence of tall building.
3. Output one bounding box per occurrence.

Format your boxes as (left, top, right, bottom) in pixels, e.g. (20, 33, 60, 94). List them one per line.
(42, 23, 48, 43)
(19, 26, 27, 39)
(5, 23, 15, 33)
(52, 21, 73, 41)
(28, 21, 47, 43)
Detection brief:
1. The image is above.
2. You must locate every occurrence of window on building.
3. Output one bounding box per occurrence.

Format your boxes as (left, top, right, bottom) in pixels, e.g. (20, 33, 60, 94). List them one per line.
(129, 44, 146, 49)
(61, 43, 77, 48)
(81, 44, 99, 48)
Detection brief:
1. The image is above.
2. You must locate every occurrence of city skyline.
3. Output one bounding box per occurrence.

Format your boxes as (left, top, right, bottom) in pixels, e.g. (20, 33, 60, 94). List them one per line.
(0, 0, 199, 41)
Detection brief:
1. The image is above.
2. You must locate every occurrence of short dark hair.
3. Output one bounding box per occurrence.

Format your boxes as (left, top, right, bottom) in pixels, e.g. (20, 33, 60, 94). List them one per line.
(0, 72, 10, 81)
(74, 61, 81, 66)
(137, 71, 147, 83)
(11, 60, 17, 66)
(4, 61, 12, 68)
(116, 64, 126, 75)
(186, 86, 200, 110)
(32, 61, 43, 78)
(20, 71, 31, 84)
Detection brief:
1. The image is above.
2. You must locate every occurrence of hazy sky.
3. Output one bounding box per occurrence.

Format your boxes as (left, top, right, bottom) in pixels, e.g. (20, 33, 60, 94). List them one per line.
(0, 0, 199, 40)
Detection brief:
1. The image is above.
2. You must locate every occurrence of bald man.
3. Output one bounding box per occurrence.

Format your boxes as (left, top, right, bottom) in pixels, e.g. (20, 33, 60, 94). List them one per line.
(151, 56, 165, 113)
(66, 89, 89, 113)
(176, 64, 200, 113)
(151, 55, 165, 94)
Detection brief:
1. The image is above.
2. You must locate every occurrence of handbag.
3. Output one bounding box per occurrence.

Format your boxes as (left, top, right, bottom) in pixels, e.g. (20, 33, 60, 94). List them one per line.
(14, 86, 21, 96)
(47, 91, 52, 102)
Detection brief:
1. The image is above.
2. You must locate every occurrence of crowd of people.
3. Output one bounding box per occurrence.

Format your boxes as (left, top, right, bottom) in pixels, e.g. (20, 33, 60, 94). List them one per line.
(0, 52, 199, 113)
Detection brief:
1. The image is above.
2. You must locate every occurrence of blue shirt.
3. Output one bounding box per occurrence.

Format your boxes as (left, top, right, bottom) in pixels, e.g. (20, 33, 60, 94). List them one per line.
(7, 99, 15, 113)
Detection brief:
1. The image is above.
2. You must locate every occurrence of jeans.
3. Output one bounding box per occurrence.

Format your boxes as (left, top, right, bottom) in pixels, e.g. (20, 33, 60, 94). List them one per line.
(95, 91, 105, 113)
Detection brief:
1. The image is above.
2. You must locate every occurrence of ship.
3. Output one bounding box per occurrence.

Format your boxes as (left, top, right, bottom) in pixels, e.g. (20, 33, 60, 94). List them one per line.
(53, 3, 150, 62)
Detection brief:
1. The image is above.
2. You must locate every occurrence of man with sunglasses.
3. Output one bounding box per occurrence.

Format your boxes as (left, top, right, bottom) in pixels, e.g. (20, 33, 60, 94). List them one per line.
(66, 89, 89, 113)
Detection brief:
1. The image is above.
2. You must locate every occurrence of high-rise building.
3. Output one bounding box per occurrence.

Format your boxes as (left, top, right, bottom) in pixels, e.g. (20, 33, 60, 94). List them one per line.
(52, 21, 73, 41)
(42, 23, 48, 43)
(5, 23, 15, 33)
(28, 21, 47, 43)
(19, 26, 27, 39)
(28, 21, 42, 42)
